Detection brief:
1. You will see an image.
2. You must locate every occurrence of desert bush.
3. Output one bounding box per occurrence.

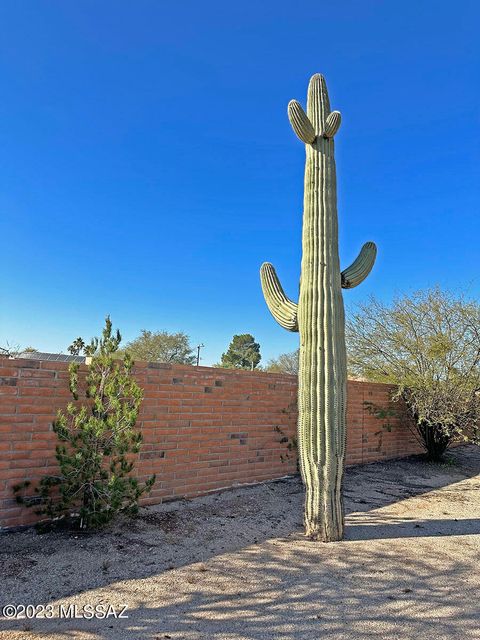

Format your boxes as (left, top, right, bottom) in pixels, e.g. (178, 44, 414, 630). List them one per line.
(347, 289, 480, 460)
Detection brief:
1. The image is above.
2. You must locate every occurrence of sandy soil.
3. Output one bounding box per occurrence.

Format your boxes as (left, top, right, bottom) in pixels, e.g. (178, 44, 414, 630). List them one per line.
(1, 445, 479, 640)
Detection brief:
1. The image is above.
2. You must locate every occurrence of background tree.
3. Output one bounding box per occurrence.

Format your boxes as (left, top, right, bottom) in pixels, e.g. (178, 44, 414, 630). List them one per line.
(15, 317, 155, 529)
(0, 343, 38, 357)
(347, 288, 480, 460)
(120, 330, 196, 365)
(265, 349, 299, 375)
(219, 334, 261, 370)
(68, 337, 86, 356)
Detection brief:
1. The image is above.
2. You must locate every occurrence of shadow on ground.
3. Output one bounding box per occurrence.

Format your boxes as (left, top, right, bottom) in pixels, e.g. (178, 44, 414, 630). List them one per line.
(1, 445, 479, 639)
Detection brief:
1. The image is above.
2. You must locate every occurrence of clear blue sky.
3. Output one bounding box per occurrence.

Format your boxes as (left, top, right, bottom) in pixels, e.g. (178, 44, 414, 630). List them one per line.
(1, 1, 479, 365)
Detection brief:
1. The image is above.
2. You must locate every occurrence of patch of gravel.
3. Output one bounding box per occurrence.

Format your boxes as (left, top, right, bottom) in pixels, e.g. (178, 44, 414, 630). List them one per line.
(1, 445, 479, 639)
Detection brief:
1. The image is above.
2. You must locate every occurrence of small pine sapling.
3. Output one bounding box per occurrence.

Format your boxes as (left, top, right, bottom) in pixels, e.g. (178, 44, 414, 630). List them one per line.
(14, 317, 155, 529)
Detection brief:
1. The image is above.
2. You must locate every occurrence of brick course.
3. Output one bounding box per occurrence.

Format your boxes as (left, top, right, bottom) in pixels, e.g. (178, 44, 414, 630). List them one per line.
(0, 358, 422, 529)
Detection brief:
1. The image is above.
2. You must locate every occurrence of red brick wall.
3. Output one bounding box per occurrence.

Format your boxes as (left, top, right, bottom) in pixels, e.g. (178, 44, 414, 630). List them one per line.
(0, 358, 422, 529)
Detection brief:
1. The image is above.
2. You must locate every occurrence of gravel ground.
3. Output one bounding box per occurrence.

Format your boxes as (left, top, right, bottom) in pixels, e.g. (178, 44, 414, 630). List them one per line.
(1, 445, 479, 640)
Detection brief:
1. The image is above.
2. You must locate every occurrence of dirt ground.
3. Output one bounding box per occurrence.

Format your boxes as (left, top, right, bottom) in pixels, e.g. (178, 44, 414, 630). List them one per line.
(1, 445, 479, 640)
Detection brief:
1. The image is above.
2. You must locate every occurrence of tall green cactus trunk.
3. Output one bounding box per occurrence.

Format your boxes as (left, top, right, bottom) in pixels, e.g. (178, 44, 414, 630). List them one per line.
(260, 74, 376, 542)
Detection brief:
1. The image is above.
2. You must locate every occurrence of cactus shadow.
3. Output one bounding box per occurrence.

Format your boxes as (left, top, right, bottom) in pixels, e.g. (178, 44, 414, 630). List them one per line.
(342, 444, 480, 540)
(1, 524, 479, 639)
(345, 514, 480, 540)
(0, 445, 479, 639)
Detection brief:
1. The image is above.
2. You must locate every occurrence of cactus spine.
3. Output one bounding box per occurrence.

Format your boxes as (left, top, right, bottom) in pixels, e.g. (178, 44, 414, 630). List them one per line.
(260, 74, 376, 542)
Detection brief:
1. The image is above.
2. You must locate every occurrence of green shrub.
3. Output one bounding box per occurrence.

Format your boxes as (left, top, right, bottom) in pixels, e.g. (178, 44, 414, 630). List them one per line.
(348, 289, 480, 460)
(14, 317, 155, 529)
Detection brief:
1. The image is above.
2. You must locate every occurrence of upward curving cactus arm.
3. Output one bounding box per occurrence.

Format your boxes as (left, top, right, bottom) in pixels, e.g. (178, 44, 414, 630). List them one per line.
(323, 111, 342, 138)
(341, 241, 377, 289)
(288, 100, 316, 144)
(260, 262, 299, 332)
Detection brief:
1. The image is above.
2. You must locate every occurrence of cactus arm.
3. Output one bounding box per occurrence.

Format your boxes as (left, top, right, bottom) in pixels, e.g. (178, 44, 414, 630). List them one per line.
(341, 241, 377, 289)
(260, 262, 299, 332)
(288, 100, 316, 144)
(323, 111, 342, 138)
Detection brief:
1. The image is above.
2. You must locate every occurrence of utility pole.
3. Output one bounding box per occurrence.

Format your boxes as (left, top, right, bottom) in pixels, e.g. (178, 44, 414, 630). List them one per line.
(196, 343, 204, 366)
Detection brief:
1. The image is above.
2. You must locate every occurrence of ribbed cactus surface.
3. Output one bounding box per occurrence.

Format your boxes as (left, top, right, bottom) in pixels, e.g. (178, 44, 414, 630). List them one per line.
(260, 74, 376, 542)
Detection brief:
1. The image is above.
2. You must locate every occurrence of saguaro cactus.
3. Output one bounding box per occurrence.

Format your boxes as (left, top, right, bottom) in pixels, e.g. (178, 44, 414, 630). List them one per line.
(260, 74, 376, 542)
